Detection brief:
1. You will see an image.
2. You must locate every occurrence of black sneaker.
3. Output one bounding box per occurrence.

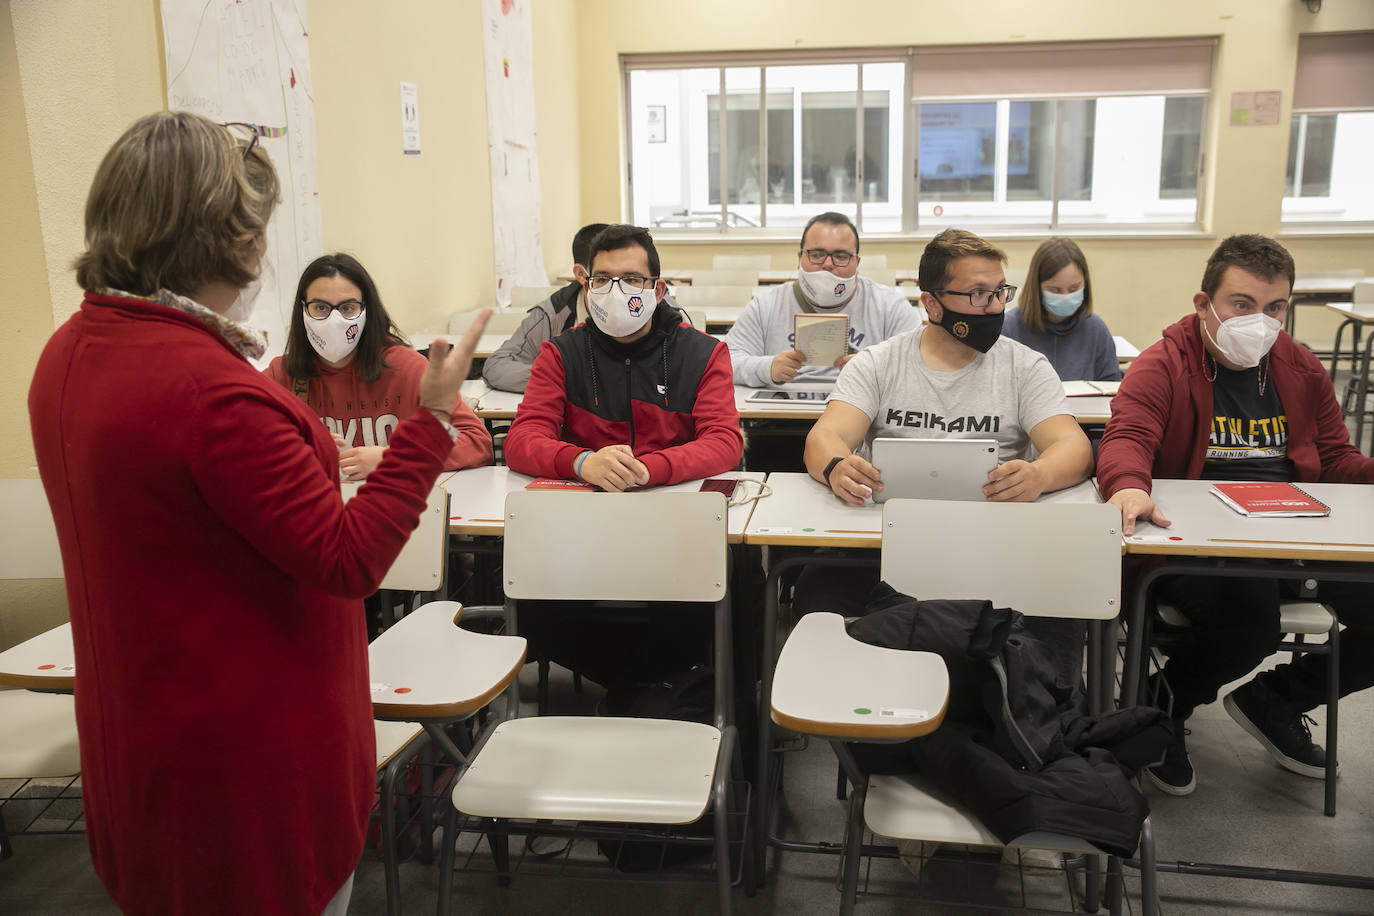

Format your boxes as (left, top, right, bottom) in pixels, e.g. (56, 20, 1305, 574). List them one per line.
(1146, 718, 1195, 796)
(1224, 680, 1334, 780)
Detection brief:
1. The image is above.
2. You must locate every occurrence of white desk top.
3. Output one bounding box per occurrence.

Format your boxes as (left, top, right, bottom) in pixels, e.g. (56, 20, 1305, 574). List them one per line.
(743, 472, 1103, 548)
(1113, 335, 1141, 360)
(0, 623, 75, 690)
(440, 465, 765, 543)
(1325, 302, 1374, 323)
(474, 387, 524, 418)
(1293, 275, 1364, 296)
(771, 613, 948, 740)
(1123, 478, 1374, 562)
(736, 383, 831, 420)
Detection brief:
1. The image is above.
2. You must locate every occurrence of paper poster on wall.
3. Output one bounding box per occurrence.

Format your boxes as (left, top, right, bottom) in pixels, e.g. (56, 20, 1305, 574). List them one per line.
(1230, 91, 1282, 127)
(482, 0, 547, 306)
(400, 81, 421, 155)
(162, 0, 323, 366)
(647, 105, 667, 143)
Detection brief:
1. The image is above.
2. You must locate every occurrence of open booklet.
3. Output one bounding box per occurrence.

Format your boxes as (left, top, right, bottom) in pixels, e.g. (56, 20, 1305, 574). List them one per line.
(793, 313, 850, 367)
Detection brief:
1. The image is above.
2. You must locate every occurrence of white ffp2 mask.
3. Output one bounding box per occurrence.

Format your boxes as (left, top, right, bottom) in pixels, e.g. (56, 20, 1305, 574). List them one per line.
(1203, 301, 1280, 369)
(305, 309, 366, 364)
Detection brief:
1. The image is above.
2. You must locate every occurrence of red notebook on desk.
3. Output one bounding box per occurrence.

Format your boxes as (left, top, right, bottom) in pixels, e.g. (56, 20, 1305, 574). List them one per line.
(525, 477, 595, 491)
(1209, 482, 1331, 518)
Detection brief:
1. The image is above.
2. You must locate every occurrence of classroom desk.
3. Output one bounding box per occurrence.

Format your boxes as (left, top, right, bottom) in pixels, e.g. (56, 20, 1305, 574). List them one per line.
(1117, 477, 1374, 885)
(1113, 335, 1141, 362)
(744, 474, 1103, 880)
(1287, 274, 1364, 337)
(0, 623, 75, 691)
(439, 465, 765, 542)
(1323, 303, 1374, 454)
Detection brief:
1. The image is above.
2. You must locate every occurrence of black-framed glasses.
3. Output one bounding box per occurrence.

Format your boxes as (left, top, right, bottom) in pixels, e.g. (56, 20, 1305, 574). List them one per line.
(223, 122, 262, 160)
(303, 298, 365, 320)
(800, 248, 856, 268)
(587, 275, 656, 293)
(931, 285, 1017, 309)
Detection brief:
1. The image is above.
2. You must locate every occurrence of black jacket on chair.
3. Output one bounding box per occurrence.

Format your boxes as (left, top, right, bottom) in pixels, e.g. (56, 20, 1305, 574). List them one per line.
(846, 584, 1171, 858)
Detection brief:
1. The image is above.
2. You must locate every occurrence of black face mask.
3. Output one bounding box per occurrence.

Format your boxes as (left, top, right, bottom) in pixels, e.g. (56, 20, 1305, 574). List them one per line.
(934, 301, 1004, 354)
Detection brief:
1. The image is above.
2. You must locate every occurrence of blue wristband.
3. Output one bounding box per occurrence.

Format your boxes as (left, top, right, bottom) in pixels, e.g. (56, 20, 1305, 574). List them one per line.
(574, 450, 592, 479)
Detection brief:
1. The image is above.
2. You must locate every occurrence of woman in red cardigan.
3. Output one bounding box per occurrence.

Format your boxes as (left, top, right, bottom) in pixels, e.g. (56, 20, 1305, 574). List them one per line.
(264, 252, 492, 478)
(27, 111, 489, 916)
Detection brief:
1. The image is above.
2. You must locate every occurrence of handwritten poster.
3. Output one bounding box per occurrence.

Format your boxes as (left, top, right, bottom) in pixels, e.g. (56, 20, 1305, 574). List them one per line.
(162, 0, 323, 365)
(483, 0, 547, 305)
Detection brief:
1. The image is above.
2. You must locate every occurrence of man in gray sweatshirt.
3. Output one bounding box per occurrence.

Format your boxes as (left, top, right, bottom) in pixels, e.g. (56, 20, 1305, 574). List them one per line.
(725, 211, 921, 387)
(482, 222, 608, 392)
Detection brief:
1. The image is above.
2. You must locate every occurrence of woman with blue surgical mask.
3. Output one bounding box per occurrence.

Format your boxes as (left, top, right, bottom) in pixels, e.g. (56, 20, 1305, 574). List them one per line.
(1002, 237, 1122, 382)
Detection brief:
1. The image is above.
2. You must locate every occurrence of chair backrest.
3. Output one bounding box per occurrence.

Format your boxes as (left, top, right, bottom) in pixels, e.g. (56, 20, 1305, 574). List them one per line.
(859, 254, 888, 269)
(879, 499, 1120, 620)
(672, 285, 758, 310)
(858, 267, 897, 286)
(509, 285, 561, 310)
(712, 254, 771, 270)
(449, 309, 527, 336)
(342, 484, 449, 592)
(692, 268, 760, 287)
(1353, 279, 1374, 313)
(502, 491, 726, 602)
(677, 308, 707, 330)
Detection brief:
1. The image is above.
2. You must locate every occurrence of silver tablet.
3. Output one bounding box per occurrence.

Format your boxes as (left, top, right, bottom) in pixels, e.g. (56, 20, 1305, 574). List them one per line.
(870, 437, 999, 503)
(744, 385, 833, 405)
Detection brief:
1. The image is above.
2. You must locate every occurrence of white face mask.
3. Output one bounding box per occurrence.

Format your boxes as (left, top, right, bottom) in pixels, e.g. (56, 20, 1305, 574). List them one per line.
(587, 283, 655, 338)
(305, 308, 366, 364)
(224, 276, 262, 325)
(1203, 301, 1281, 369)
(796, 267, 855, 310)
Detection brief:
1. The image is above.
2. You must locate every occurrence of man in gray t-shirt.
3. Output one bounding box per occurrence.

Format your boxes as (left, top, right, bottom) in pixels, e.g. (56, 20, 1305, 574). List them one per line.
(805, 228, 1092, 505)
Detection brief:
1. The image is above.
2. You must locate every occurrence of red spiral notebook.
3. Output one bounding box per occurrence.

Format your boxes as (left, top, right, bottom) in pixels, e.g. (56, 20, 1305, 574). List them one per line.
(1209, 482, 1331, 518)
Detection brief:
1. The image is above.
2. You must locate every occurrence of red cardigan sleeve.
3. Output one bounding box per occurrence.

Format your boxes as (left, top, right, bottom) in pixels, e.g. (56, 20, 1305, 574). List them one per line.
(638, 342, 744, 485)
(1096, 344, 1176, 499)
(503, 342, 587, 479)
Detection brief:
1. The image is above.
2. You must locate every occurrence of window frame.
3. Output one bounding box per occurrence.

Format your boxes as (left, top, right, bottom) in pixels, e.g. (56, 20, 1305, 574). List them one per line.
(621, 41, 1216, 239)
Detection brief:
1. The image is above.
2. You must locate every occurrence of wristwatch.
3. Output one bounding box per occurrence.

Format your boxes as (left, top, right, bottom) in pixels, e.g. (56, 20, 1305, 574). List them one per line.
(822, 455, 845, 483)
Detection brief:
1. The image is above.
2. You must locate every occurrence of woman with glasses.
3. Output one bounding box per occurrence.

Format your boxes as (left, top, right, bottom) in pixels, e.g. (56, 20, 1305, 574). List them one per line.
(265, 253, 492, 479)
(1002, 237, 1122, 382)
(28, 111, 489, 916)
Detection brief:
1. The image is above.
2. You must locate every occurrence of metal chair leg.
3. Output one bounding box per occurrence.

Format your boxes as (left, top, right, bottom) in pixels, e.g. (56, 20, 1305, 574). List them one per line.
(839, 783, 867, 916)
(436, 796, 456, 916)
(1325, 620, 1340, 817)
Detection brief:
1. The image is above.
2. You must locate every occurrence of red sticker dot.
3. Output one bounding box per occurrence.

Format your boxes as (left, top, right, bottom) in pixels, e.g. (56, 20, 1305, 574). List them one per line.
(1169, 536, 1183, 541)
(37, 664, 56, 670)
(450, 515, 462, 520)
(393, 687, 412, 694)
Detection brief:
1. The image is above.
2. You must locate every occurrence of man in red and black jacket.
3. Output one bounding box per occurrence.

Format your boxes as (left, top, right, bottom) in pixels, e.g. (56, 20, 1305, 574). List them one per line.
(505, 224, 742, 488)
(503, 224, 744, 700)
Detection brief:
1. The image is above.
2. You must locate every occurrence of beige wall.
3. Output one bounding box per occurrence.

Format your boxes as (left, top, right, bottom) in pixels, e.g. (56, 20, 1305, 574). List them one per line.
(574, 0, 1374, 349)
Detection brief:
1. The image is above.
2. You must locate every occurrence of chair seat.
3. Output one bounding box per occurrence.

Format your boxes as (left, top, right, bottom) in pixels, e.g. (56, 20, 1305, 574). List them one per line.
(368, 601, 526, 720)
(1156, 600, 1335, 636)
(452, 716, 722, 824)
(0, 691, 80, 779)
(865, 773, 1101, 854)
(374, 720, 425, 771)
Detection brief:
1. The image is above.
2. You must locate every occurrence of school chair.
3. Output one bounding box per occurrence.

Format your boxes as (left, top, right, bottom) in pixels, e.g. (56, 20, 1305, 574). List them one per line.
(712, 254, 772, 270)
(437, 490, 746, 915)
(679, 308, 708, 331)
(509, 285, 562, 311)
(692, 268, 760, 288)
(0, 689, 80, 860)
(772, 498, 1154, 915)
(365, 485, 528, 915)
(856, 266, 897, 286)
(1152, 595, 1340, 815)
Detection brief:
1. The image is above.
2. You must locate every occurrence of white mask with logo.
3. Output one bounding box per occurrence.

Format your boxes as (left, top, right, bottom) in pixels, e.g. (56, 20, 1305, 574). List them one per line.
(587, 283, 655, 338)
(796, 267, 855, 310)
(1203, 300, 1281, 369)
(306, 309, 366, 364)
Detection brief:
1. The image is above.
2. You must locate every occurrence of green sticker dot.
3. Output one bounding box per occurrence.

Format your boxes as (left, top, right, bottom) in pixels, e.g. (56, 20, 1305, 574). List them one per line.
(803, 527, 816, 532)
(853, 707, 872, 715)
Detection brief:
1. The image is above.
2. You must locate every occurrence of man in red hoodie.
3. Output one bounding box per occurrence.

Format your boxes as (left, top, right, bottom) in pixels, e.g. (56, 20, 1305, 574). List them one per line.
(503, 224, 743, 697)
(1097, 235, 1374, 797)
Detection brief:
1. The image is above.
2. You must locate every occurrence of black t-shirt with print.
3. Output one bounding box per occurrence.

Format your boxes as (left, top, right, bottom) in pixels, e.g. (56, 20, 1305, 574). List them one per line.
(1201, 358, 1293, 482)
